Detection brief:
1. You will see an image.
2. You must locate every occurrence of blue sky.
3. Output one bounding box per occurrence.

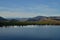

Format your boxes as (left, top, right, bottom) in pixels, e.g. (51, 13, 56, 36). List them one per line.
(0, 0, 60, 18)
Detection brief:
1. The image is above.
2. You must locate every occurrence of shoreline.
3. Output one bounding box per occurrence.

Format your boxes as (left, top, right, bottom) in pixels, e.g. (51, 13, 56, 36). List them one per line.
(0, 21, 60, 27)
(0, 24, 60, 27)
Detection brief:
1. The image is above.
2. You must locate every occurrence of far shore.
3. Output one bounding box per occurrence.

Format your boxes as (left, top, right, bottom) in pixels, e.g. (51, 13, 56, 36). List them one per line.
(0, 21, 60, 27)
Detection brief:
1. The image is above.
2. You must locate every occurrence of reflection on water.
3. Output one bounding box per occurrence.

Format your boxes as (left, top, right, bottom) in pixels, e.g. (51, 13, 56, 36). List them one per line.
(0, 25, 60, 40)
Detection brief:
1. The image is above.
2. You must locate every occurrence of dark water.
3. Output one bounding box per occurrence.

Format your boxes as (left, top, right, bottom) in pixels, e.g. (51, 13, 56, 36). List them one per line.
(0, 25, 60, 40)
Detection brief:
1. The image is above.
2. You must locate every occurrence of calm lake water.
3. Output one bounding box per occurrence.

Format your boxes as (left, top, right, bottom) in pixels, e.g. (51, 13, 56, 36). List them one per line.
(0, 25, 60, 40)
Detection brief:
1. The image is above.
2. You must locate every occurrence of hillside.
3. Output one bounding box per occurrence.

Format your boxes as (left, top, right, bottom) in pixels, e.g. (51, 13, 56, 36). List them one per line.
(0, 16, 60, 26)
(0, 17, 7, 22)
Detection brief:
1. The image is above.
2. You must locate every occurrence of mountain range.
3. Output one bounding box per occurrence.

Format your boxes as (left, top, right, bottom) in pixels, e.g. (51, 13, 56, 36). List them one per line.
(0, 16, 60, 22)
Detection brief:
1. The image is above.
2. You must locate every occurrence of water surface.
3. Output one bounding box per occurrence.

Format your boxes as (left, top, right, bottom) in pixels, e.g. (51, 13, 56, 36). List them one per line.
(0, 25, 60, 40)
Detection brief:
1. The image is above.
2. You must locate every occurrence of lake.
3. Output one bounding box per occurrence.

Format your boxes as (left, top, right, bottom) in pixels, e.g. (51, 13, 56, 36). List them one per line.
(0, 25, 60, 40)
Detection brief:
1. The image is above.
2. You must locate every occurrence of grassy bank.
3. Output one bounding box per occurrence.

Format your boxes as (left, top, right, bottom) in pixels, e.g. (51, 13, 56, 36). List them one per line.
(0, 21, 60, 26)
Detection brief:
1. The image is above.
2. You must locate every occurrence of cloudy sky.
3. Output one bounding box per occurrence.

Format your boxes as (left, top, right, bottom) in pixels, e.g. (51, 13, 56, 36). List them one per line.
(0, 0, 60, 18)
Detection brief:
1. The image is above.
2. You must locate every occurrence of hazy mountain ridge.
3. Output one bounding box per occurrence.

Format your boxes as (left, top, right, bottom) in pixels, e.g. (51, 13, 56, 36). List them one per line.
(0, 16, 60, 26)
(0, 16, 60, 22)
(0, 17, 7, 22)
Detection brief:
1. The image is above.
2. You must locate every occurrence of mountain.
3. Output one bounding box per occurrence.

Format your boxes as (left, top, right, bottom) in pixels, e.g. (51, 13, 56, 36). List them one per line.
(0, 17, 7, 21)
(7, 18, 28, 22)
(27, 16, 47, 21)
(26, 16, 60, 22)
(1, 16, 60, 22)
(19, 18, 28, 22)
(48, 16, 60, 21)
